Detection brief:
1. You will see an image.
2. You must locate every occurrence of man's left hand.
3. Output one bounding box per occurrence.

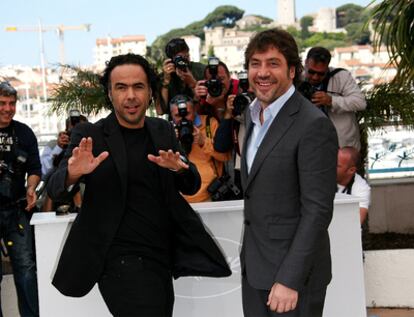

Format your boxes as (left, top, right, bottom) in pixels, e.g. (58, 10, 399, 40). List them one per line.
(25, 187, 37, 211)
(267, 283, 298, 313)
(148, 150, 189, 172)
(311, 91, 332, 107)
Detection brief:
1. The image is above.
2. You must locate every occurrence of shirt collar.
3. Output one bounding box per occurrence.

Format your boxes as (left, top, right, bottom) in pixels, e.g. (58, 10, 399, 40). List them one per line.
(249, 85, 295, 125)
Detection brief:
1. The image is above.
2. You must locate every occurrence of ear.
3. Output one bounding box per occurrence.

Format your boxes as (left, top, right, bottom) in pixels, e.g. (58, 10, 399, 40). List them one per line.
(348, 166, 357, 175)
(108, 92, 113, 102)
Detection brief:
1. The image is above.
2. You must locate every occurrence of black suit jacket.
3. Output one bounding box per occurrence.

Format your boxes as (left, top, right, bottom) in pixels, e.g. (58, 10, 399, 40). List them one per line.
(240, 91, 338, 292)
(48, 113, 231, 297)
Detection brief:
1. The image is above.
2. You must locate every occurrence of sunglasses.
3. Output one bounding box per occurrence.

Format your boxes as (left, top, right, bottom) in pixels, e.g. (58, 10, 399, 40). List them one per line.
(307, 69, 327, 77)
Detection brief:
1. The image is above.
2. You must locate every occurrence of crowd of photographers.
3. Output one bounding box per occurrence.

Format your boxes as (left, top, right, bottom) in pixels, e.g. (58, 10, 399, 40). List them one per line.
(0, 35, 369, 316)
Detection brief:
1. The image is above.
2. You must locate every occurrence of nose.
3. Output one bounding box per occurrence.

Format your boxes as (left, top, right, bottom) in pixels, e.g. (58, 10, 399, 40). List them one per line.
(126, 87, 135, 99)
(257, 65, 270, 78)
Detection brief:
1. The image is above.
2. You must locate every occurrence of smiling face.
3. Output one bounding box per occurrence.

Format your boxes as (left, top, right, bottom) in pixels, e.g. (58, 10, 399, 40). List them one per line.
(108, 64, 152, 129)
(0, 95, 16, 128)
(247, 46, 295, 109)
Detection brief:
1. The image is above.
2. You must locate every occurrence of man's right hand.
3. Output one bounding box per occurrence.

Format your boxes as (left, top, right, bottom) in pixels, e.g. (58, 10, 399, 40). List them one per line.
(67, 137, 109, 184)
(57, 131, 70, 149)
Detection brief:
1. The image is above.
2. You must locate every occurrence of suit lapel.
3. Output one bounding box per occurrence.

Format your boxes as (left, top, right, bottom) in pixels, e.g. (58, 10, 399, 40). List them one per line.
(103, 113, 128, 198)
(244, 93, 301, 192)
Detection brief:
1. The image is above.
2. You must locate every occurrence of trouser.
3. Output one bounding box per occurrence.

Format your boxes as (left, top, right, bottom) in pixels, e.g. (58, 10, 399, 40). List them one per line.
(0, 207, 39, 317)
(98, 255, 174, 317)
(242, 275, 326, 317)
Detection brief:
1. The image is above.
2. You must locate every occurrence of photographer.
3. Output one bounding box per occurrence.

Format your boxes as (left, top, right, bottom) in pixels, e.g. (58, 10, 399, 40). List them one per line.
(194, 58, 239, 121)
(170, 94, 231, 203)
(0, 81, 41, 317)
(155, 38, 205, 116)
(213, 71, 253, 197)
(299, 46, 366, 150)
(40, 110, 87, 178)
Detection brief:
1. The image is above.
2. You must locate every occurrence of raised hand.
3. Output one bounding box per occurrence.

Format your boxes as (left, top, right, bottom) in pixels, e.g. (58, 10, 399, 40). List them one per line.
(148, 150, 189, 172)
(67, 137, 109, 183)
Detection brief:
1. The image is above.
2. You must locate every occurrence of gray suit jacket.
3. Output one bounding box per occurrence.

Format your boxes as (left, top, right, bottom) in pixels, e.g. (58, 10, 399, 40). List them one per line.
(240, 91, 338, 292)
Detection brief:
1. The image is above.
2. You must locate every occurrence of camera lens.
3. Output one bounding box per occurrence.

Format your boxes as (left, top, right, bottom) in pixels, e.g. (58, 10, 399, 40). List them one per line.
(233, 93, 251, 116)
(206, 79, 223, 97)
(173, 55, 188, 71)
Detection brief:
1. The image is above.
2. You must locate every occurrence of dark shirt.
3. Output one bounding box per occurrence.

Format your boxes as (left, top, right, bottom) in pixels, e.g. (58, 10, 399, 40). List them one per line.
(108, 125, 172, 268)
(160, 61, 206, 114)
(0, 120, 41, 205)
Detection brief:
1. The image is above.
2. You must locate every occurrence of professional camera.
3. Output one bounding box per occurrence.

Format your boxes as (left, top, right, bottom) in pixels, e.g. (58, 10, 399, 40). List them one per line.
(69, 109, 81, 127)
(297, 81, 321, 102)
(297, 81, 329, 114)
(0, 152, 27, 200)
(174, 97, 194, 153)
(173, 55, 189, 72)
(233, 71, 253, 117)
(207, 174, 241, 201)
(204, 57, 222, 98)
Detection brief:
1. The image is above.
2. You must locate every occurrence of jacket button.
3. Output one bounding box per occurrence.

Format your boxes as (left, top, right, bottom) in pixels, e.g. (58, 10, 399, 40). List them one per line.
(244, 220, 251, 226)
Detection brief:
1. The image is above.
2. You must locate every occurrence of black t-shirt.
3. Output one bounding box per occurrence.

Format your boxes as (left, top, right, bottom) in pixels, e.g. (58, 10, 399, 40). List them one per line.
(107, 125, 172, 268)
(0, 121, 41, 204)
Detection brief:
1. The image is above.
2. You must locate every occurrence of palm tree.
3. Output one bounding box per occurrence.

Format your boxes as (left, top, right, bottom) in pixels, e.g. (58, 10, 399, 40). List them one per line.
(369, 0, 414, 85)
(49, 65, 110, 116)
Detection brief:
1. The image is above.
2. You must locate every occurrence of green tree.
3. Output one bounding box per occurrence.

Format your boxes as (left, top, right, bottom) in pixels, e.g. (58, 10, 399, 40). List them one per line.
(345, 22, 371, 45)
(368, 0, 414, 85)
(49, 66, 109, 116)
(148, 5, 245, 65)
(300, 16, 313, 39)
(336, 4, 365, 27)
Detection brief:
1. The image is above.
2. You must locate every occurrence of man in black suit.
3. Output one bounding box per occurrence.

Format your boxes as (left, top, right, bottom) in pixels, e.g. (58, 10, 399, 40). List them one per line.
(47, 54, 230, 317)
(240, 29, 338, 316)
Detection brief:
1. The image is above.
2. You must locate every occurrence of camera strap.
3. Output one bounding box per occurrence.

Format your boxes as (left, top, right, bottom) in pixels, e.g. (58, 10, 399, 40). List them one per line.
(322, 68, 345, 92)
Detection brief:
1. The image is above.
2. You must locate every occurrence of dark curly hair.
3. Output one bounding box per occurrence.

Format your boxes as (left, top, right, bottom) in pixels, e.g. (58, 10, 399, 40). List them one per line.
(100, 54, 158, 105)
(244, 28, 303, 87)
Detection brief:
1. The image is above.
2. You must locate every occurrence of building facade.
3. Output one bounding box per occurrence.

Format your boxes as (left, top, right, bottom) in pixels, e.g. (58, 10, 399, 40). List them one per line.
(93, 35, 147, 70)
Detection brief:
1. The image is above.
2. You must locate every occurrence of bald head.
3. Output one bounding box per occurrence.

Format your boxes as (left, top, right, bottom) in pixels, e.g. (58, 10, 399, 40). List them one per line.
(337, 146, 360, 185)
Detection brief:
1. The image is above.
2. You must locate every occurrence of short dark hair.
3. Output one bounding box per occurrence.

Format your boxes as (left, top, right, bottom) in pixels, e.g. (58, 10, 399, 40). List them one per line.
(100, 53, 158, 102)
(165, 38, 189, 59)
(306, 47, 331, 65)
(244, 28, 303, 86)
(0, 81, 17, 98)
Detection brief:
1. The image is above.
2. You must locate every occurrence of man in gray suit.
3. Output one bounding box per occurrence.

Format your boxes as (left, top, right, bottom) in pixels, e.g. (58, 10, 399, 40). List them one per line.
(240, 29, 338, 316)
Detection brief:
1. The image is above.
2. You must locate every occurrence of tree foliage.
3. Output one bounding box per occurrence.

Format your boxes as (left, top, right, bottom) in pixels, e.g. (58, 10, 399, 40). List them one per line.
(369, 0, 414, 85)
(49, 66, 110, 116)
(149, 5, 244, 67)
(336, 4, 366, 27)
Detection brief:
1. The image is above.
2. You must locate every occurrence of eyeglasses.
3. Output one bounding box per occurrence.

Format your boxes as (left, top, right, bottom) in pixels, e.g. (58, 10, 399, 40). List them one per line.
(0, 81, 17, 95)
(307, 69, 327, 77)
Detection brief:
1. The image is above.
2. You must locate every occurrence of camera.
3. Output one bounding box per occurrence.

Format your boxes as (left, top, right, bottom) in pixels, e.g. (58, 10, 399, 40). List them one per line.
(233, 71, 253, 117)
(204, 57, 223, 98)
(207, 174, 241, 201)
(69, 109, 81, 127)
(173, 55, 189, 72)
(0, 152, 27, 200)
(174, 97, 194, 153)
(297, 81, 322, 102)
(297, 81, 329, 114)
